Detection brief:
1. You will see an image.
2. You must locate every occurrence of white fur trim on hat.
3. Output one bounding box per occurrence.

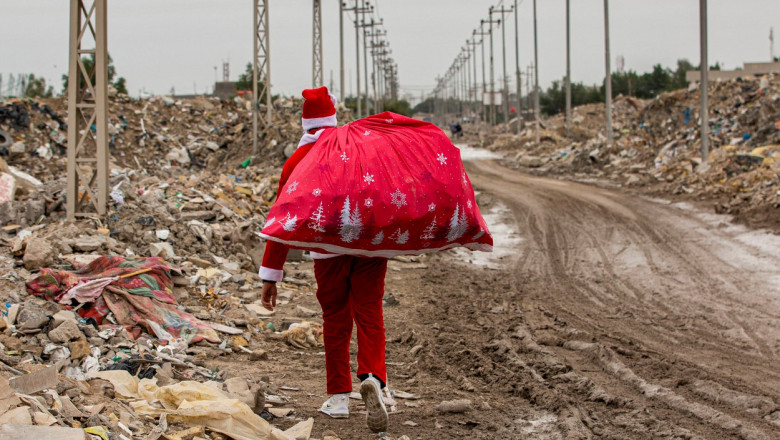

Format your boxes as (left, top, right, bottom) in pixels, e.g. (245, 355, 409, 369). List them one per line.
(297, 128, 327, 148)
(302, 114, 337, 132)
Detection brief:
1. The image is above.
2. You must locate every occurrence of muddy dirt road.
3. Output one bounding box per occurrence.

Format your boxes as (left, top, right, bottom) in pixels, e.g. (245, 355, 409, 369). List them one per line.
(437, 159, 780, 439)
(238, 157, 780, 439)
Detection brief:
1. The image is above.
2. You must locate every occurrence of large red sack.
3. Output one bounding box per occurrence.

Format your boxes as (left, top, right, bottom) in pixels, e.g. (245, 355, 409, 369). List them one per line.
(259, 112, 492, 257)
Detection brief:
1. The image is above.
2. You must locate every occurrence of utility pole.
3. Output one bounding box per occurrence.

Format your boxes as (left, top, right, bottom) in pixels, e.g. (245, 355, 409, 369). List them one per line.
(474, 26, 489, 124)
(533, 0, 540, 144)
(344, 1, 368, 117)
(565, 0, 572, 138)
(485, 9, 500, 127)
(67, 0, 109, 219)
(603, 0, 613, 146)
(514, 0, 522, 132)
(339, 0, 345, 101)
(312, 0, 323, 87)
(467, 37, 480, 121)
(361, 3, 372, 115)
(494, 5, 513, 129)
(253, 0, 271, 155)
(700, 0, 709, 164)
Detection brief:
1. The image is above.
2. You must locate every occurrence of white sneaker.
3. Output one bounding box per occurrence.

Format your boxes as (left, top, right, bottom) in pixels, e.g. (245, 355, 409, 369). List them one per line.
(320, 393, 350, 419)
(360, 376, 388, 433)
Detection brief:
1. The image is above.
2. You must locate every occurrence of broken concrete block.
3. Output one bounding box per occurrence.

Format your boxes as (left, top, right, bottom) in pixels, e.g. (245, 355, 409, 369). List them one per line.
(284, 417, 314, 440)
(150, 242, 175, 259)
(16, 305, 49, 332)
(51, 310, 77, 329)
(23, 237, 55, 270)
(48, 319, 83, 343)
(73, 236, 103, 252)
(9, 365, 58, 394)
(0, 406, 32, 426)
(295, 305, 318, 318)
(0, 424, 86, 440)
(68, 339, 91, 360)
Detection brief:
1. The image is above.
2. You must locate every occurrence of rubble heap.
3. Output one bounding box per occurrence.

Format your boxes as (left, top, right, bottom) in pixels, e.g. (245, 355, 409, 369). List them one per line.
(488, 74, 780, 231)
(0, 92, 353, 440)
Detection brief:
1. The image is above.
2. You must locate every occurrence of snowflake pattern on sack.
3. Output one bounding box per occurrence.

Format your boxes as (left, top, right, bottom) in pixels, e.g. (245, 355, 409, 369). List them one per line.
(312, 188, 322, 197)
(437, 153, 447, 165)
(364, 173, 375, 184)
(390, 189, 407, 208)
(341, 152, 349, 162)
(364, 198, 374, 207)
(364, 130, 371, 136)
(285, 181, 299, 194)
(428, 203, 436, 212)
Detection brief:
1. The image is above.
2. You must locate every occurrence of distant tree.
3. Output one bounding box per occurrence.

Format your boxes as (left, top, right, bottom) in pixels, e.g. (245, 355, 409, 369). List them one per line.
(540, 79, 602, 116)
(61, 53, 126, 95)
(412, 97, 435, 114)
(671, 59, 694, 90)
(24, 74, 54, 98)
(236, 63, 254, 91)
(382, 99, 412, 116)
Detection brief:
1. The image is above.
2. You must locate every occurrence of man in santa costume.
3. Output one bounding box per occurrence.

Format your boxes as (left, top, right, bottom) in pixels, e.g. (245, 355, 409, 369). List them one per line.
(260, 86, 390, 433)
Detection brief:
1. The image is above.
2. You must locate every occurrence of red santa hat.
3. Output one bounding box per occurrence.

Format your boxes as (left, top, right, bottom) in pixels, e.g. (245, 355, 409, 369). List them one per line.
(301, 86, 338, 132)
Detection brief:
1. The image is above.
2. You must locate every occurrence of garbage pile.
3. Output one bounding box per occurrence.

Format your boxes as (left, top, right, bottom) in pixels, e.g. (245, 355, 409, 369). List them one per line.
(489, 74, 780, 230)
(0, 92, 353, 439)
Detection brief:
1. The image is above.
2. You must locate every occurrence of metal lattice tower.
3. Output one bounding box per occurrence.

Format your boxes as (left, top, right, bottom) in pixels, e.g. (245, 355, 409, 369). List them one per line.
(222, 61, 230, 82)
(313, 0, 323, 87)
(67, 0, 109, 220)
(253, 0, 271, 155)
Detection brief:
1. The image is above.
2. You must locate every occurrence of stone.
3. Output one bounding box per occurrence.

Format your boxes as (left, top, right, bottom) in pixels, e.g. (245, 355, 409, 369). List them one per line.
(9, 365, 58, 394)
(73, 236, 103, 252)
(295, 305, 318, 318)
(16, 306, 49, 332)
(249, 349, 268, 361)
(435, 399, 472, 413)
(51, 310, 77, 328)
(0, 406, 32, 425)
(23, 237, 55, 270)
(0, 425, 86, 440)
(283, 418, 313, 440)
(150, 242, 175, 259)
(48, 319, 83, 343)
(179, 211, 215, 222)
(69, 339, 91, 360)
(9, 141, 26, 154)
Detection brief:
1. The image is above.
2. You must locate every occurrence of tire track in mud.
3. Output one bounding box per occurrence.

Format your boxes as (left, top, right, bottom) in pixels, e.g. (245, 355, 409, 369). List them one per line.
(457, 160, 780, 439)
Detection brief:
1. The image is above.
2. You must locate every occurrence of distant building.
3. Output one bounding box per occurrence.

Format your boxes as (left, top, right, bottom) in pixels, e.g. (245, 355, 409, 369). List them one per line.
(687, 61, 780, 83)
(213, 81, 238, 99)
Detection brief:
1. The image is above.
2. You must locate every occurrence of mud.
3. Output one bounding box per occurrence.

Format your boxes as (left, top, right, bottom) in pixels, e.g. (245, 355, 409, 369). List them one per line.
(224, 156, 780, 439)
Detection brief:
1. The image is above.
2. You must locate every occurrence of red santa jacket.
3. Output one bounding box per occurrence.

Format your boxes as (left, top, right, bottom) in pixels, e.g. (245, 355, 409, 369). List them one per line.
(259, 127, 336, 282)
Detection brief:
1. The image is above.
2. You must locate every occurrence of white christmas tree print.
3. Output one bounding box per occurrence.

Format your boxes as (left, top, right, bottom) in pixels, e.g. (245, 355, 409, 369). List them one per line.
(420, 216, 437, 240)
(472, 229, 486, 240)
(308, 202, 326, 232)
(312, 188, 322, 197)
(282, 213, 298, 232)
(446, 204, 469, 242)
(338, 196, 363, 243)
(363, 173, 375, 184)
(285, 181, 299, 194)
(371, 230, 384, 245)
(390, 228, 409, 244)
(437, 153, 447, 165)
(264, 216, 276, 228)
(340, 152, 349, 162)
(390, 189, 407, 208)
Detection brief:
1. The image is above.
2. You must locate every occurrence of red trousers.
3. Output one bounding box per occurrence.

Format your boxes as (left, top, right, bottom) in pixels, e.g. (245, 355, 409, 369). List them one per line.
(314, 255, 388, 394)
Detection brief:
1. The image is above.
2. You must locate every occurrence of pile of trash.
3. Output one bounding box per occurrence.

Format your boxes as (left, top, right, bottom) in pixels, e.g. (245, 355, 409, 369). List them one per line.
(0, 91, 354, 439)
(488, 74, 780, 230)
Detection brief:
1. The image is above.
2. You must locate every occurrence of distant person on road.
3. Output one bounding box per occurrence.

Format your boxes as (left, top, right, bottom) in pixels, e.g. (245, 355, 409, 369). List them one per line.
(259, 86, 390, 433)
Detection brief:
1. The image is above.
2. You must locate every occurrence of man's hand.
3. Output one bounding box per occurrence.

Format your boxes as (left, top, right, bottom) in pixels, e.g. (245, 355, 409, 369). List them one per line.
(261, 282, 278, 311)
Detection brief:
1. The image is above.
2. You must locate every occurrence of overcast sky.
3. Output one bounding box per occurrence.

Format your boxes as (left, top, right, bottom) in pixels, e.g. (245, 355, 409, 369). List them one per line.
(2, 1, 779, 104)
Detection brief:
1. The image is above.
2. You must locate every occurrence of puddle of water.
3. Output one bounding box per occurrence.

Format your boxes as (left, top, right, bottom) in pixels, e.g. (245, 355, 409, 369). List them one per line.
(451, 202, 523, 269)
(454, 143, 501, 161)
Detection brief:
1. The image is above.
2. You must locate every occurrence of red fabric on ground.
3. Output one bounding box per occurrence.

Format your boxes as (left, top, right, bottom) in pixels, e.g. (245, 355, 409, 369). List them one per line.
(314, 255, 388, 394)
